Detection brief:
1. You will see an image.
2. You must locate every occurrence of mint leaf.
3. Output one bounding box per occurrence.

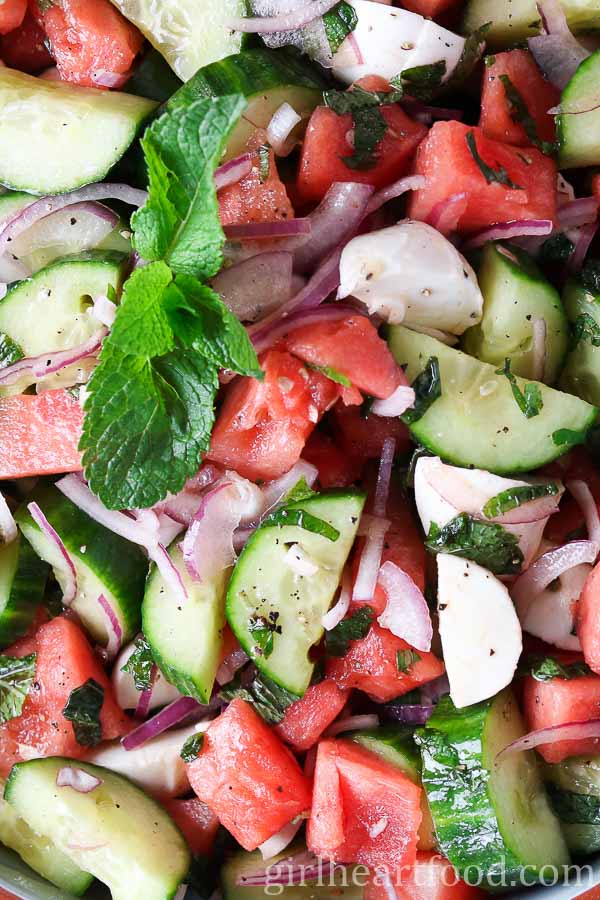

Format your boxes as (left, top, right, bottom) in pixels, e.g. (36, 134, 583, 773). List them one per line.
(547, 785, 600, 825)
(248, 614, 281, 659)
(323, 0, 358, 53)
(264, 506, 340, 541)
(306, 362, 351, 387)
(219, 671, 299, 725)
(402, 356, 441, 425)
(391, 61, 447, 101)
(109, 261, 175, 358)
(0, 653, 36, 725)
(121, 636, 155, 692)
(539, 233, 574, 265)
(495, 358, 543, 419)
(552, 428, 587, 447)
(441, 24, 489, 94)
(466, 130, 523, 190)
(132, 94, 246, 279)
(426, 514, 524, 575)
(326, 606, 374, 657)
(397, 649, 421, 673)
(527, 656, 591, 682)
(62, 678, 104, 747)
(581, 260, 600, 296)
(286, 477, 317, 505)
(0, 333, 24, 371)
(482, 482, 559, 519)
(498, 74, 555, 155)
(180, 732, 204, 763)
(323, 87, 403, 170)
(573, 313, 600, 348)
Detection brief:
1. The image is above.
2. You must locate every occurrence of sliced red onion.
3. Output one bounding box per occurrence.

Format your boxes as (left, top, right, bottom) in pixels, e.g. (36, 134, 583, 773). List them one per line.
(122, 697, 205, 751)
(549, 92, 600, 115)
(223, 219, 311, 240)
(259, 817, 304, 861)
(345, 31, 364, 65)
(497, 718, 600, 760)
(322, 570, 351, 631)
(294, 182, 374, 274)
(96, 594, 123, 660)
(420, 673, 450, 706)
(259, 460, 319, 518)
(267, 102, 302, 157)
(558, 197, 598, 229)
(325, 714, 379, 737)
(568, 221, 598, 271)
(56, 767, 102, 792)
(357, 513, 391, 538)
(353, 517, 390, 603)
(91, 69, 131, 89)
(216, 647, 249, 687)
(0, 254, 30, 284)
(377, 561, 433, 652)
(56, 475, 159, 546)
(568, 480, 600, 546)
(511, 540, 599, 619)
(529, 0, 590, 89)
(211, 252, 293, 324)
(149, 542, 189, 603)
(0, 492, 17, 544)
(373, 437, 396, 519)
(364, 175, 426, 219)
(531, 317, 547, 383)
(0, 328, 107, 387)
(237, 852, 336, 887)
(382, 703, 434, 725)
(371, 384, 415, 418)
(92, 295, 117, 328)
(28, 502, 77, 606)
(427, 192, 469, 236)
(464, 219, 553, 251)
(227, 0, 340, 32)
(252, 301, 358, 355)
(0, 184, 148, 259)
(135, 666, 157, 720)
(215, 153, 253, 192)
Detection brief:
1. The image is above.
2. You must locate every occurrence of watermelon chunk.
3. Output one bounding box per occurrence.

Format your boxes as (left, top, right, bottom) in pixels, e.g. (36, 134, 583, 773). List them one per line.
(523, 671, 600, 763)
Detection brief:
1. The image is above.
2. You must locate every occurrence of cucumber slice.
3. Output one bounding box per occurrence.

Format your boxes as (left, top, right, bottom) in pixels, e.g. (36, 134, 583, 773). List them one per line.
(560, 277, 600, 406)
(0, 778, 92, 896)
(557, 50, 600, 169)
(226, 490, 365, 696)
(544, 756, 600, 856)
(387, 325, 597, 474)
(15, 485, 148, 649)
(462, 243, 568, 385)
(166, 48, 326, 161)
(0, 533, 48, 648)
(416, 691, 570, 888)
(462, 0, 600, 47)
(143, 545, 227, 703)
(4, 757, 190, 900)
(108, 0, 247, 82)
(221, 843, 364, 899)
(125, 48, 183, 103)
(0, 253, 125, 394)
(0, 67, 156, 195)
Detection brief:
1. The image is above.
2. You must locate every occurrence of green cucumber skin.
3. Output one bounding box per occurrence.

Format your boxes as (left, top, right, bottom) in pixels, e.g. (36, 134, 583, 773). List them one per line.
(15, 485, 147, 639)
(0, 536, 48, 649)
(351, 727, 422, 781)
(557, 51, 600, 169)
(463, 0, 600, 47)
(125, 48, 183, 103)
(560, 278, 600, 406)
(544, 755, 600, 855)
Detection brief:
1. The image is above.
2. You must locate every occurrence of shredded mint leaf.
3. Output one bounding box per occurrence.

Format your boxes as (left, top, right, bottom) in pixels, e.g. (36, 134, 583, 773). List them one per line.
(426, 514, 524, 575)
(498, 74, 555, 155)
(397, 649, 421, 673)
(323, 0, 358, 53)
(527, 655, 591, 683)
(581, 260, 600, 296)
(326, 606, 374, 657)
(402, 357, 441, 425)
(572, 313, 600, 349)
(62, 678, 104, 747)
(441, 23, 489, 94)
(466, 130, 523, 191)
(219, 671, 299, 725)
(247, 614, 281, 659)
(0, 653, 36, 725)
(391, 61, 447, 101)
(264, 506, 340, 542)
(306, 362, 351, 387)
(547, 785, 600, 825)
(180, 732, 204, 763)
(0, 333, 24, 371)
(258, 144, 270, 184)
(495, 358, 543, 418)
(286, 477, 317, 505)
(552, 428, 587, 447)
(539, 233, 574, 265)
(482, 482, 559, 519)
(323, 86, 403, 170)
(132, 94, 246, 279)
(121, 636, 155, 692)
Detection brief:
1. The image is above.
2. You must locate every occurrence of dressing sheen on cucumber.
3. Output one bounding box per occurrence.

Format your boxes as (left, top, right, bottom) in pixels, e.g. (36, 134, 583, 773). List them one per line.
(463, 0, 600, 46)
(416, 691, 570, 888)
(4, 758, 190, 900)
(544, 756, 600, 856)
(0, 535, 48, 649)
(557, 50, 600, 170)
(560, 276, 600, 406)
(226, 490, 365, 696)
(388, 325, 597, 474)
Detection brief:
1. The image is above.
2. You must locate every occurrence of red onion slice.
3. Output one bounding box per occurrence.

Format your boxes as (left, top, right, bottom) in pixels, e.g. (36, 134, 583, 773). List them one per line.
(56, 475, 159, 546)
(353, 518, 390, 603)
(28, 501, 77, 606)
(211, 252, 294, 324)
(91, 69, 131, 89)
(427, 192, 469, 236)
(0, 254, 31, 284)
(568, 479, 600, 546)
(0, 328, 107, 387)
(294, 182, 374, 274)
(148, 543, 189, 603)
(227, 0, 340, 32)
(558, 197, 598, 229)
(511, 540, 599, 619)
(464, 219, 553, 251)
(531, 317, 547, 383)
(251, 302, 358, 355)
(371, 384, 415, 418)
(0, 184, 148, 259)
(215, 153, 253, 192)
(96, 594, 123, 660)
(529, 0, 590, 89)
(568, 221, 598, 272)
(382, 703, 434, 725)
(122, 698, 207, 751)
(374, 437, 396, 519)
(267, 102, 302, 156)
(550, 92, 600, 115)
(259, 817, 304, 861)
(224, 218, 311, 240)
(135, 666, 157, 720)
(92, 295, 117, 328)
(497, 719, 600, 760)
(259, 459, 319, 518)
(56, 767, 102, 792)
(0, 492, 17, 544)
(377, 560, 433, 652)
(322, 570, 352, 631)
(364, 175, 426, 219)
(325, 714, 379, 737)
(237, 852, 337, 887)
(216, 647, 249, 687)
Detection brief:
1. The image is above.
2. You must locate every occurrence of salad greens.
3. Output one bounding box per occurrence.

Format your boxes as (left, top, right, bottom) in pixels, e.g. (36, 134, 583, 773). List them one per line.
(0, 654, 36, 725)
(62, 679, 105, 747)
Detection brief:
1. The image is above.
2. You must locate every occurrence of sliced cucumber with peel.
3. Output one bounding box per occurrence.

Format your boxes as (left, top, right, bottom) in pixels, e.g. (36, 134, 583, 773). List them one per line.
(166, 48, 327, 161)
(416, 691, 570, 888)
(15, 485, 147, 650)
(0, 779, 92, 896)
(463, 0, 600, 46)
(387, 325, 597, 474)
(544, 756, 600, 856)
(0, 534, 48, 649)
(560, 277, 600, 406)
(143, 545, 227, 704)
(4, 757, 190, 900)
(226, 490, 365, 696)
(0, 68, 156, 195)
(557, 50, 600, 169)
(462, 242, 568, 385)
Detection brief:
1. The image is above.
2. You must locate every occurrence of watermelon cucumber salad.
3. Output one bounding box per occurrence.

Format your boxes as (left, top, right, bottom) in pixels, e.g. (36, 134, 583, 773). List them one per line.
(2, 0, 600, 898)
